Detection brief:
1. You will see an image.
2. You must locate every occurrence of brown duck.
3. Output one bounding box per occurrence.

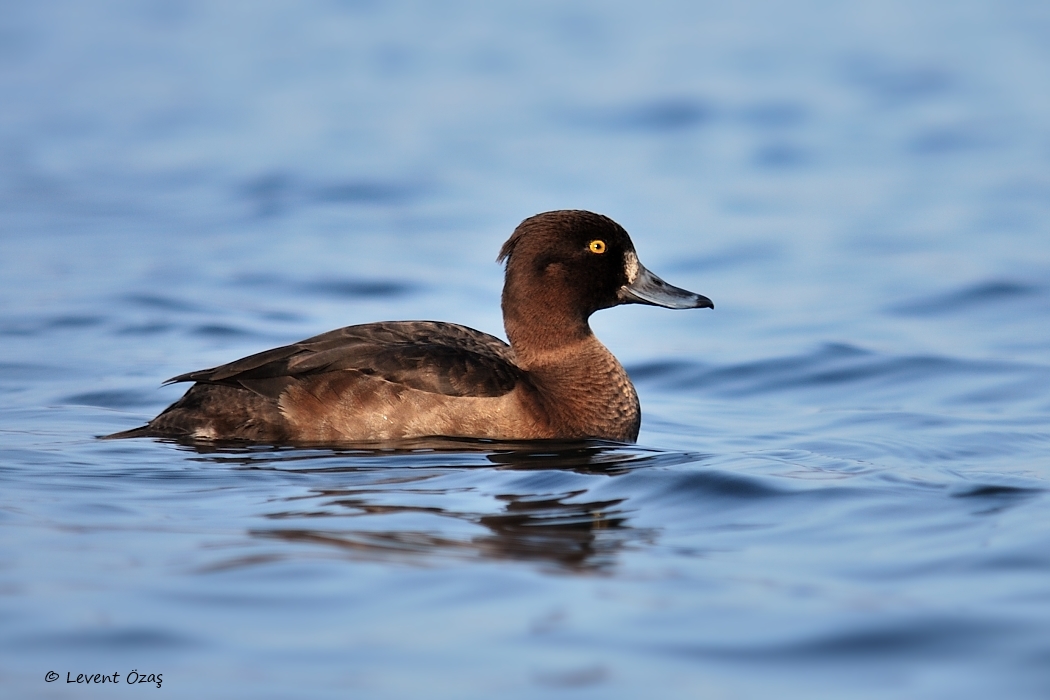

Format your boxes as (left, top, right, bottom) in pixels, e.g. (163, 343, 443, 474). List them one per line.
(105, 210, 712, 444)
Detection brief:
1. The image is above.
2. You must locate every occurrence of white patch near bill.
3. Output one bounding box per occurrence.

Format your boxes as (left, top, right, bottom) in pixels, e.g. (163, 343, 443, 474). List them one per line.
(624, 250, 640, 284)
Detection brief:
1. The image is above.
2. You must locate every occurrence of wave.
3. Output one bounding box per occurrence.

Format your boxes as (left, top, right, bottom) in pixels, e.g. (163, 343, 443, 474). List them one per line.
(888, 279, 1044, 316)
(630, 343, 1050, 408)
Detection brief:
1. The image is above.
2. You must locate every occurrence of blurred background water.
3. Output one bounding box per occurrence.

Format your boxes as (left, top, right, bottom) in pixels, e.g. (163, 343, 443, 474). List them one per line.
(2, 1, 1050, 698)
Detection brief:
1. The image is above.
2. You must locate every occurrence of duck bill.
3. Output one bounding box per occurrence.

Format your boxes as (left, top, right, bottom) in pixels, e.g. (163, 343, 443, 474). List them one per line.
(618, 255, 713, 310)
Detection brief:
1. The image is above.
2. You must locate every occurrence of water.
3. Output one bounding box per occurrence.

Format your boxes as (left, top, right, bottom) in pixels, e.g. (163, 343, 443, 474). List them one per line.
(2, 1, 1050, 698)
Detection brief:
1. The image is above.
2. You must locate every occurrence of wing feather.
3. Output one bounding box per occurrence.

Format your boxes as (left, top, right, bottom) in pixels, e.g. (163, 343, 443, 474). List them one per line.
(167, 321, 522, 399)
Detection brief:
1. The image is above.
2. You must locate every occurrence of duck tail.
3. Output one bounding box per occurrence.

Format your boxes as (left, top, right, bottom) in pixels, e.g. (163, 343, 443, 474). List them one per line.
(98, 425, 157, 440)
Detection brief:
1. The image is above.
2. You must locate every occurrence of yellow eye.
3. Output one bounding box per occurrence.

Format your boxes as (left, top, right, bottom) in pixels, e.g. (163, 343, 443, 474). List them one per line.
(588, 239, 607, 254)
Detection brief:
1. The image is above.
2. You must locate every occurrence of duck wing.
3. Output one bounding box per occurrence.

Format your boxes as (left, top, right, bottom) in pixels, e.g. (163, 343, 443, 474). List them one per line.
(166, 321, 523, 399)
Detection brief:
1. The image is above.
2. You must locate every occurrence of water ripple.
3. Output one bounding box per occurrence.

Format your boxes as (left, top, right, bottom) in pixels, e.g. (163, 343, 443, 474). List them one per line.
(631, 344, 1050, 407)
(889, 280, 1042, 316)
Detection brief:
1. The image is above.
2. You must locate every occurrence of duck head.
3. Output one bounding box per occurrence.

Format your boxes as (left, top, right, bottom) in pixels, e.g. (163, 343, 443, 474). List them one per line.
(498, 210, 712, 322)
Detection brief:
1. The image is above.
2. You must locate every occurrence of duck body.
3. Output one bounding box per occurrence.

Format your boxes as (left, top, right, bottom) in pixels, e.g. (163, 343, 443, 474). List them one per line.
(106, 210, 711, 445)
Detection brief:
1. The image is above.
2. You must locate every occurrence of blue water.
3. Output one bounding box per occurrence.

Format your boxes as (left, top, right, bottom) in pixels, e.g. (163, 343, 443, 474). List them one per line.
(3, 1, 1050, 698)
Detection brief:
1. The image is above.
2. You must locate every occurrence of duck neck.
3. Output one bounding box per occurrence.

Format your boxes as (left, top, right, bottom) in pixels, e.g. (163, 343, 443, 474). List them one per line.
(503, 305, 640, 442)
(502, 302, 594, 370)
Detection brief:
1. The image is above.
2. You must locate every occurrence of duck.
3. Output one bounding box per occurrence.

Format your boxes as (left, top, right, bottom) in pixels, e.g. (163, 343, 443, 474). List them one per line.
(105, 210, 712, 445)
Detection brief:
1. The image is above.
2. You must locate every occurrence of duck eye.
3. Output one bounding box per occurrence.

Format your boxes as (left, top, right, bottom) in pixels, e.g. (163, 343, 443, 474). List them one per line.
(588, 240, 607, 254)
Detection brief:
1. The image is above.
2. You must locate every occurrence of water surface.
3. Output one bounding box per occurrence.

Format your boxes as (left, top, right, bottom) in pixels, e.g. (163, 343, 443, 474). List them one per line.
(2, 2, 1050, 698)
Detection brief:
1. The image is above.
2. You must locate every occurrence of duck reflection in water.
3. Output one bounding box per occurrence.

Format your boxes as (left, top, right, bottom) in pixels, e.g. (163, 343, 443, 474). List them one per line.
(184, 440, 697, 572)
(254, 491, 647, 573)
